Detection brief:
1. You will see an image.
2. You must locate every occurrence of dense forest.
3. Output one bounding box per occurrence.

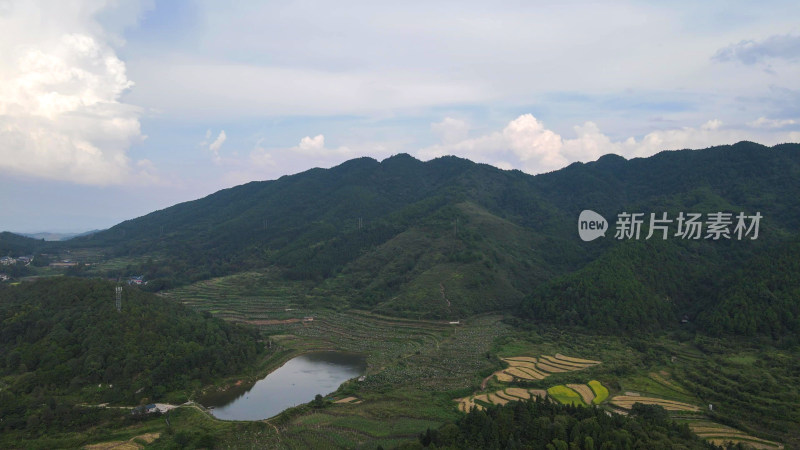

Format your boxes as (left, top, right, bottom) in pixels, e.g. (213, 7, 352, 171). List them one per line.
(0, 231, 45, 256)
(3, 141, 799, 337)
(0, 278, 264, 436)
(402, 397, 717, 449)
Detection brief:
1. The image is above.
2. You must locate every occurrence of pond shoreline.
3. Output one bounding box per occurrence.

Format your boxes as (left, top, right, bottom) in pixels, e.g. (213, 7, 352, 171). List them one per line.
(198, 350, 367, 421)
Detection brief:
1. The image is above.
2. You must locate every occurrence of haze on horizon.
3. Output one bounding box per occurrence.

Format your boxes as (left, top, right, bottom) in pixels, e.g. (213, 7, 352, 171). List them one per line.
(1, 0, 799, 233)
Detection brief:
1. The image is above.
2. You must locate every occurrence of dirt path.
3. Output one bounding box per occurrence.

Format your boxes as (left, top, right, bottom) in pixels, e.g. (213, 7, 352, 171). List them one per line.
(480, 373, 493, 390)
(439, 283, 451, 307)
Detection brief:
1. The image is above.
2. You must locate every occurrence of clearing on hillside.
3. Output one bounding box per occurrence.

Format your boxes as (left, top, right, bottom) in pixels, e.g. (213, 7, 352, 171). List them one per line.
(487, 393, 509, 405)
(588, 380, 609, 404)
(547, 385, 585, 406)
(492, 354, 601, 382)
(554, 354, 600, 364)
(566, 384, 595, 405)
(688, 421, 783, 449)
(454, 396, 482, 412)
(610, 395, 700, 412)
(455, 388, 547, 412)
(85, 433, 161, 450)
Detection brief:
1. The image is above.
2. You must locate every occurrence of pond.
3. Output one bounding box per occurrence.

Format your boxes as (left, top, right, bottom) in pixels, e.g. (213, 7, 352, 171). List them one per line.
(201, 351, 367, 421)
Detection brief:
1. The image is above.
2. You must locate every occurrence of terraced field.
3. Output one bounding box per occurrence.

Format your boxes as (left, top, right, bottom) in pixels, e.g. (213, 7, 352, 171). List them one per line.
(610, 395, 700, 412)
(162, 273, 792, 449)
(588, 380, 608, 404)
(491, 353, 601, 382)
(163, 272, 513, 447)
(547, 385, 585, 406)
(455, 388, 547, 412)
(566, 384, 595, 405)
(166, 272, 514, 391)
(686, 422, 783, 449)
(160, 271, 318, 323)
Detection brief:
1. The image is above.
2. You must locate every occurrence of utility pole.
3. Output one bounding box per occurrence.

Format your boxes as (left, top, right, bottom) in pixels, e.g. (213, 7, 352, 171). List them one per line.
(115, 286, 122, 312)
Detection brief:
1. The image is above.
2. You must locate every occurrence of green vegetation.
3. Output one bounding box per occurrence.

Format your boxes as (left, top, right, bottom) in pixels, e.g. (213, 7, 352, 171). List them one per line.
(0, 277, 264, 446)
(0, 231, 47, 256)
(411, 397, 714, 449)
(3, 143, 800, 448)
(17, 141, 793, 333)
(546, 385, 586, 406)
(588, 380, 608, 404)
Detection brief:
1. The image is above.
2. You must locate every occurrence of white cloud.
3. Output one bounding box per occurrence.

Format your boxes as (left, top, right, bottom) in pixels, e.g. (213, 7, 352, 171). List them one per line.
(418, 114, 569, 173)
(0, 0, 150, 185)
(714, 34, 800, 65)
(249, 139, 275, 167)
(431, 117, 469, 144)
(208, 130, 226, 162)
(291, 134, 354, 157)
(749, 117, 797, 128)
(418, 114, 800, 174)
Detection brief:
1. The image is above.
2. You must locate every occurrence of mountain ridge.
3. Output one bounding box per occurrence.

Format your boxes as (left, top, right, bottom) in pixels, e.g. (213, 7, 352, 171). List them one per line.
(3, 141, 799, 336)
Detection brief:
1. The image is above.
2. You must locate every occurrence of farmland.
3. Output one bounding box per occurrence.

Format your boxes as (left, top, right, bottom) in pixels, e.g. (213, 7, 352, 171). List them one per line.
(686, 421, 783, 449)
(588, 380, 609, 404)
(546, 385, 585, 406)
(131, 270, 800, 449)
(455, 387, 548, 411)
(609, 395, 701, 412)
(488, 353, 601, 382)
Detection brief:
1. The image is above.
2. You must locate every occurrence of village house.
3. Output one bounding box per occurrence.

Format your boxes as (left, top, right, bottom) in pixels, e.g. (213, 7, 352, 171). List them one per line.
(0, 256, 16, 266)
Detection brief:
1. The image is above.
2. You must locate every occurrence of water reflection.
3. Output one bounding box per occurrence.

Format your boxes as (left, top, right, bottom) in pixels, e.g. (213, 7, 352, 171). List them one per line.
(202, 351, 366, 421)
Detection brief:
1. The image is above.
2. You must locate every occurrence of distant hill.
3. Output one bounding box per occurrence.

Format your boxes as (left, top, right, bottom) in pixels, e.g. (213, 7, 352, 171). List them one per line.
(60, 141, 800, 336)
(17, 229, 102, 241)
(0, 231, 44, 256)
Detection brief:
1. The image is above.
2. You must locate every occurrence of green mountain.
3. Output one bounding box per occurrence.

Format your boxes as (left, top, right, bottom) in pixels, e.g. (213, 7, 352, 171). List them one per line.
(0, 277, 263, 435)
(0, 231, 45, 256)
(54, 141, 800, 336)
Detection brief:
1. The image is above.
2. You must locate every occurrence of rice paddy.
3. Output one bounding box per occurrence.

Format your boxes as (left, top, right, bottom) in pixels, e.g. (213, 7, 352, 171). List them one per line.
(547, 385, 585, 406)
(588, 380, 609, 404)
(455, 388, 548, 411)
(160, 272, 792, 449)
(491, 353, 601, 382)
(566, 384, 595, 405)
(686, 421, 784, 449)
(609, 395, 701, 412)
(163, 271, 514, 447)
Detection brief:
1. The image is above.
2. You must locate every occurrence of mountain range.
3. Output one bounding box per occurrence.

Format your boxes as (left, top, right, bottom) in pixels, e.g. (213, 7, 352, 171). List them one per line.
(3, 141, 799, 337)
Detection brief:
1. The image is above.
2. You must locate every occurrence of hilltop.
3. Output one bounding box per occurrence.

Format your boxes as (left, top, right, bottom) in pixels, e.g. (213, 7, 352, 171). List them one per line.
(6, 141, 800, 335)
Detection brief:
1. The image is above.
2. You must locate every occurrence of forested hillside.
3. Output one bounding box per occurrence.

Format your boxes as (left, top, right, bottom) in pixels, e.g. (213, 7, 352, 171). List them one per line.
(404, 397, 715, 449)
(0, 231, 45, 256)
(13, 141, 800, 336)
(0, 278, 264, 435)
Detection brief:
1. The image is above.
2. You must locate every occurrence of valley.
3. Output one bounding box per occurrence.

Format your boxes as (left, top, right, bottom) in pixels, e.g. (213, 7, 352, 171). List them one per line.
(150, 270, 794, 448)
(2, 143, 799, 448)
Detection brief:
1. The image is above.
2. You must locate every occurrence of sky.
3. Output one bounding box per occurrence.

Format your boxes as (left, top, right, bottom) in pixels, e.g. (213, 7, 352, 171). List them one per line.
(1, 0, 800, 233)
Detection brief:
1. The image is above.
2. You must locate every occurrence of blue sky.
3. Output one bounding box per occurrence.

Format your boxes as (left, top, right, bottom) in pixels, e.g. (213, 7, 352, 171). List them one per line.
(1, 0, 799, 232)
